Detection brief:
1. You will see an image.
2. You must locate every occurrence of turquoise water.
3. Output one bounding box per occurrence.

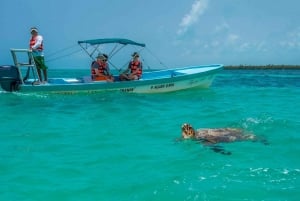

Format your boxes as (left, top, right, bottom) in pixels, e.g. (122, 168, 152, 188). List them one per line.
(1, 69, 299, 201)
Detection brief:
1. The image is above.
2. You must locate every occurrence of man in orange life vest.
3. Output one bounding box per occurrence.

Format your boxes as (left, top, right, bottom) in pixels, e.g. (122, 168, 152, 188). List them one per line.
(91, 53, 114, 82)
(119, 52, 143, 81)
(29, 27, 48, 83)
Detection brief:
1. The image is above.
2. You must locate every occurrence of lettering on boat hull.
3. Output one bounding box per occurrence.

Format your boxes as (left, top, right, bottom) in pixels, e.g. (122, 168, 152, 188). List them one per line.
(120, 88, 135, 92)
(150, 83, 174, 90)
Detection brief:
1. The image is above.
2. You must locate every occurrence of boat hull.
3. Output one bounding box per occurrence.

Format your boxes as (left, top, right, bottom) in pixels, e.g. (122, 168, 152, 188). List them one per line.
(1, 65, 223, 94)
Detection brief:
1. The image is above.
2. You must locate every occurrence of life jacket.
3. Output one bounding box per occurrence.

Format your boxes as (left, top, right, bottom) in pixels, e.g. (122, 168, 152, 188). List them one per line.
(91, 61, 108, 79)
(95, 60, 107, 74)
(129, 60, 142, 77)
(29, 36, 43, 51)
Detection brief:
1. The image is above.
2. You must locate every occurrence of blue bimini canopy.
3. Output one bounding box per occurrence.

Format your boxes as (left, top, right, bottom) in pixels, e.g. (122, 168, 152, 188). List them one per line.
(78, 38, 146, 47)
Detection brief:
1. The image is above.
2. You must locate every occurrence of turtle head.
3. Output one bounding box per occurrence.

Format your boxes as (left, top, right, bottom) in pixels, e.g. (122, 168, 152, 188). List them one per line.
(181, 123, 196, 139)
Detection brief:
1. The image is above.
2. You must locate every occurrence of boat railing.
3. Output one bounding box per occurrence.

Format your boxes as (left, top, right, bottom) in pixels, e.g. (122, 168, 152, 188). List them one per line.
(10, 48, 41, 84)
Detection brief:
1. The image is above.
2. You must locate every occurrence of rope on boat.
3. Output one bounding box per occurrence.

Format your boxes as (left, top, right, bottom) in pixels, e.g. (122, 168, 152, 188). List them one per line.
(145, 47, 169, 69)
(46, 44, 78, 58)
(46, 45, 82, 62)
(46, 48, 82, 63)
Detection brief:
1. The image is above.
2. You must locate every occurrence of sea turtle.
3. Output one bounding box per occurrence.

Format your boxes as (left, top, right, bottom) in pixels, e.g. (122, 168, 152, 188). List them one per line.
(181, 123, 268, 155)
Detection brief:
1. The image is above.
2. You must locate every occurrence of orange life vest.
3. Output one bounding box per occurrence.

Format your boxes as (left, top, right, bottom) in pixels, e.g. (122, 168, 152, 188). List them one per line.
(129, 60, 142, 77)
(29, 36, 43, 51)
(91, 61, 107, 74)
(91, 61, 109, 81)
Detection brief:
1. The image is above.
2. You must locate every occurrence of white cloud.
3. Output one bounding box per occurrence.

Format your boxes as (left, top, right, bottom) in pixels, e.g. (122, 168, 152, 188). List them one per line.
(177, 0, 209, 35)
(227, 34, 239, 43)
(211, 40, 220, 47)
(280, 27, 300, 48)
(214, 22, 230, 33)
(238, 42, 251, 52)
(256, 41, 268, 52)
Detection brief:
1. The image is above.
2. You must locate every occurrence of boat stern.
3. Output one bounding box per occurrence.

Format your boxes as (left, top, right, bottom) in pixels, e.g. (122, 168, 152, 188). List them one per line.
(0, 65, 21, 92)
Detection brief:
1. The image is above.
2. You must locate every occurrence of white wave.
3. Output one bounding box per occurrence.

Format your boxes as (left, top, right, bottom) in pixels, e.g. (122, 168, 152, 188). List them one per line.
(241, 115, 274, 129)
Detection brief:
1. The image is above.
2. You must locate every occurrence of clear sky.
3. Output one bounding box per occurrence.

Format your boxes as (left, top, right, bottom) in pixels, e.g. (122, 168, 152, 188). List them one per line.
(0, 0, 299, 69)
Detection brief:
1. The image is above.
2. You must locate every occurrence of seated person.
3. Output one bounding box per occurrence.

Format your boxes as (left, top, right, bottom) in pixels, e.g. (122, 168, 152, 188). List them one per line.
(119, 52, 142, 81)
(91, 54, 114, 82)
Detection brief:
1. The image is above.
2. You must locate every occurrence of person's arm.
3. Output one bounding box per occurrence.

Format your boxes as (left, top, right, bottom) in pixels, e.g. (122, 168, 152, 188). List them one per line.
(91, 62, 100, 75)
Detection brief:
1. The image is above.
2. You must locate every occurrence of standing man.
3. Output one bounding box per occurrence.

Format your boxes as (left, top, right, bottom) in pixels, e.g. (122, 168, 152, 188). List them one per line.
(29, 27, 48, 83)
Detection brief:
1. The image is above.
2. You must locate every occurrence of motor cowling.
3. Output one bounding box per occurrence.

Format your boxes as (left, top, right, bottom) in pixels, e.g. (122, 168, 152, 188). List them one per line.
(0, 65, 21, 92)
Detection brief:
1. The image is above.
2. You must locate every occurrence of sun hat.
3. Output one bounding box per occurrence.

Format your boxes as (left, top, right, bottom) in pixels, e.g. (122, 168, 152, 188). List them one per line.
(30, 27, 38, 33)
(96, 53, 105, 60)
(102, 54, 108, 59)
(132, 52, 139, 57)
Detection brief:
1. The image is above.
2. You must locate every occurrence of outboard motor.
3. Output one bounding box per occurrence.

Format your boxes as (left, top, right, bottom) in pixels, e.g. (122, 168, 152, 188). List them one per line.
(0, 65, 21, 92)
